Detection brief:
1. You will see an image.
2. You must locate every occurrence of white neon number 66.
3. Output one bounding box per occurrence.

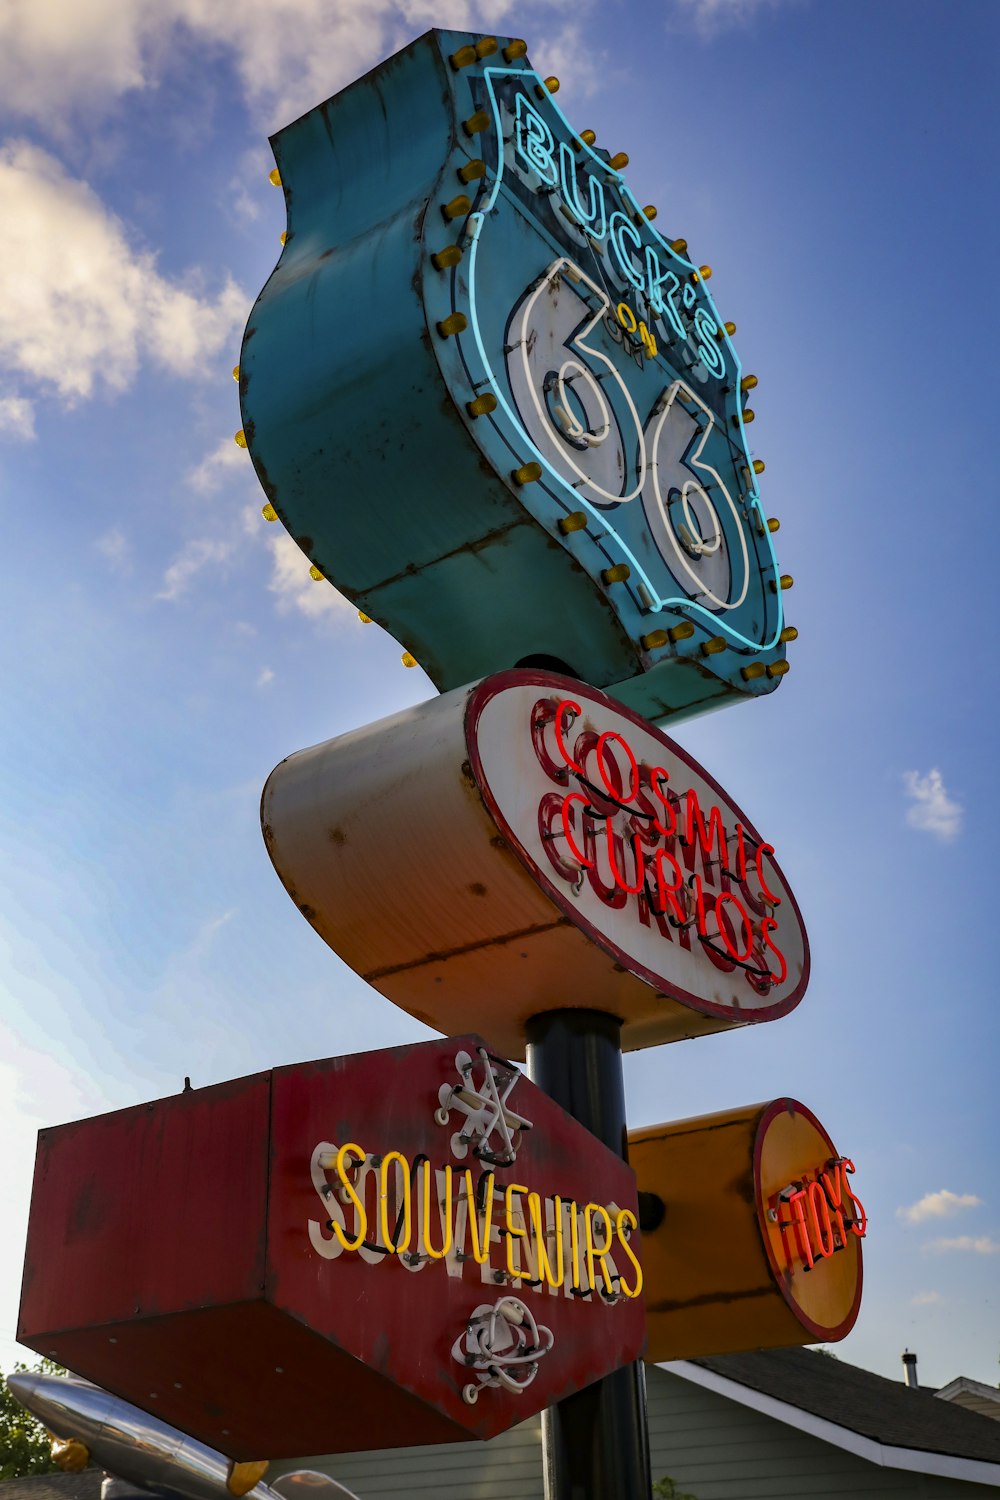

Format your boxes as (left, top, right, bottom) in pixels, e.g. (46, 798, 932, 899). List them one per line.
(504, 257, 749, 611)
(505, 257, 646, 506)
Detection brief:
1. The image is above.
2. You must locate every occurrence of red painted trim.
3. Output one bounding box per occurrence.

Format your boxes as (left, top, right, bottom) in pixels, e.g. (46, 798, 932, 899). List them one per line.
(464, 669, 811, 1026)
(752, 1098, 864, 1343)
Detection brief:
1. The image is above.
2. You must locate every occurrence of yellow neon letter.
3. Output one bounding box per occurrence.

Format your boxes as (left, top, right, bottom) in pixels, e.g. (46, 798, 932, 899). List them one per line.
(420, 1161, 453, 1260)
(614, 1208, 643, 1298)
(463, 1170, 495, 1263)
(332, 1143, 367, 1252)
(528, 1192, 564, 1289)
(378, 1151, 411, 1254)
(505, 1183, 529, 1278)
(569, 1201, 583, 1291)
(584, 1203, 615, 1294)
(616, 301, 638, 334)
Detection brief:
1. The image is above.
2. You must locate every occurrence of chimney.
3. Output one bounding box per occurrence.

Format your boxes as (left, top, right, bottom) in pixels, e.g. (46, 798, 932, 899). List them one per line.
(902, 1349, 919, 1389)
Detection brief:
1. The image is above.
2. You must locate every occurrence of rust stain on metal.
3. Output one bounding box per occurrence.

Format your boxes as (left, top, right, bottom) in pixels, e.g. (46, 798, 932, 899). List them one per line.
(647, 1283, 774, 1314)
(364, 517, 532, 594)
(363, 915, 569, 981)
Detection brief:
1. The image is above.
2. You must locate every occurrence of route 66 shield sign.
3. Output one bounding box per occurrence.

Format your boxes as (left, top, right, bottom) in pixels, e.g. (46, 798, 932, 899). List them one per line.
(239, 30, 793, 723)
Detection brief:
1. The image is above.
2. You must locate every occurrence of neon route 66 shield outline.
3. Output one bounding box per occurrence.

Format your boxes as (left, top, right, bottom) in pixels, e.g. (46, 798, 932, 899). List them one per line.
(240, 30, 792, 724)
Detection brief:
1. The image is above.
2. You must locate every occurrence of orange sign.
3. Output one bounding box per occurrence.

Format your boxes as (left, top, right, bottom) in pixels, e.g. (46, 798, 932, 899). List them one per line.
(630, 1098, 863, 1362)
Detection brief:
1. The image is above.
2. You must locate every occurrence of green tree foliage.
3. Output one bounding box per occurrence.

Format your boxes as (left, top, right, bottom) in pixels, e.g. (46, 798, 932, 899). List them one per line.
(0, 1358, 65, 1482)
(653, 1477, 698, 1500)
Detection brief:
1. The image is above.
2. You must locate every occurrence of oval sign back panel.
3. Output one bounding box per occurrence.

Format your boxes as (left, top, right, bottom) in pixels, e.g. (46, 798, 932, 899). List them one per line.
(631, 1098, 863, 1363)
(262, 670, 808, 1058)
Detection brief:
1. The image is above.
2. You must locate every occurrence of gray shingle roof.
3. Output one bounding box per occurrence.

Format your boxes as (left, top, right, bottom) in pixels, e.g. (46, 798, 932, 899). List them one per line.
(695, 1348, 1000, 1465)
(0, 1476, 101, 1500)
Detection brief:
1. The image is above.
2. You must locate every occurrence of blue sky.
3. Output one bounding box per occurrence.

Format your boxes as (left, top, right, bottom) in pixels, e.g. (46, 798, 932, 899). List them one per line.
(1, 0, 997, 1400)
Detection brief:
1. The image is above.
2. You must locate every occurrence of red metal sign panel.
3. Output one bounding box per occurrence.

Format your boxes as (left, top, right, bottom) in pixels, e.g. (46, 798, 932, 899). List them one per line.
(262, 668, 809, 1057)
(19, 1036, 643, 1459)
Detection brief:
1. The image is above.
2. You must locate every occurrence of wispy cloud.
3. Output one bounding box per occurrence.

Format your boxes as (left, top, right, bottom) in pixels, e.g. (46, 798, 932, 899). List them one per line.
(911, 1291, 943, 1306)
(0, 141, 246, 410)
(898, 1189, 982, 1225)
(158, 536, 233, 601)
(267, 530, 357, 622)
(0, 1, 585, 135)
(95, 526, 132, 573)
(668, 0, 801, 37)
(926, 1235, 1000, 1255)
(0, 394, 35, 440)
(902, 768, 962, 842)
(188, 436, 251, 495)
(257, 667, 275, 689)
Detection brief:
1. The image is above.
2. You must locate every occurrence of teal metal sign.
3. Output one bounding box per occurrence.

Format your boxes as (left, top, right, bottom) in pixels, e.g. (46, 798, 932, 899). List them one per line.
(240, 30, 793, 722)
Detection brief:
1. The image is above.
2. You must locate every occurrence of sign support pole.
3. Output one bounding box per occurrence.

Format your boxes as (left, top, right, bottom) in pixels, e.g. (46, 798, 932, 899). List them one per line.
(526, 1009, 653, 1500)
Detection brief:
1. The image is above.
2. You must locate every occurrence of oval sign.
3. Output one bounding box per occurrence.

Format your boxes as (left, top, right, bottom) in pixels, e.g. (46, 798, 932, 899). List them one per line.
(631, 1098, 863, 1363)
(466, 670, 809, 1033)
(261, 669, 808, 1056)
(754, 1098, 864, 1343)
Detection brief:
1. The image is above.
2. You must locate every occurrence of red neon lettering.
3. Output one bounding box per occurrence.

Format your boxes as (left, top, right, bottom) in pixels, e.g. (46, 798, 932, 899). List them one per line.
(734, 822, 748, 883)
(841, 1159, 867, 1237)
(652, 848, 688, 926)
(538, 791, 584, 885)
(716, 891, 753, 962)
(560, 793, 594, 868)
(644, 766, 675, 837)
(754, 842, 782, 905)
(808, 1181, 835, 1258)
(582, 816, 628, 909)
(694, 875, 736, 974)
(606, 821, 645, 894)
(786, 1188, 815, 1270)
(820, 1163, 847, 1249)
(554, 699, 584, 775)
(685, 788, 729, 882)
(596, 730, 638, 804)
(761, 916, 787, 984)
(530, 697, 570, 785)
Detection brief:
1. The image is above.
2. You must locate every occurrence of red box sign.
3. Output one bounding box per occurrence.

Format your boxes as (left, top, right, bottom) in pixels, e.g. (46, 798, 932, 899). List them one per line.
(18, 1036, 643, 1458)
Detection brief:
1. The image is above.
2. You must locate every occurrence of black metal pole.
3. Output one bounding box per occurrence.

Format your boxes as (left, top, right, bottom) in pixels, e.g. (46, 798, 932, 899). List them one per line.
(525, 1009, 652, 1500)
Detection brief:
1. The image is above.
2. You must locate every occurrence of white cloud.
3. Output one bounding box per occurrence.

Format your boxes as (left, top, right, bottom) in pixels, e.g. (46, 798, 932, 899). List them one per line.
(0, 394, 36, 440)
(257, 666, 275, 688)
(898, 1189, 983, 1225)
(157, 535, 233, 600)
(902, 768, 963, 842)
(926, 1236, 1000, 1255)
(0, 1, 594, 134)
(669, 0, 800, 36)
(0, 0, 149, 127)
(188, 436, 251, 494)
(0, 140, 246, 406)
(911, 1291, 943, 1306)
(95, 526, 132, 572)
(267, 530, 357, 622)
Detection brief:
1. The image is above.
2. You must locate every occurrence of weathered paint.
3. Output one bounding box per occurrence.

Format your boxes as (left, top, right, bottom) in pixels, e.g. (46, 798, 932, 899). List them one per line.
(630, 1099, 863, 1362)
(239, 30, 788, 727)
(18, 1036, 643, 1458)
(260, 669, 808, 1057)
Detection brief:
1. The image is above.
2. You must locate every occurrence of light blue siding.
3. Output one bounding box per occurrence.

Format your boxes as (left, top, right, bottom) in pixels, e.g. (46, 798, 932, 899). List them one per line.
(271, 1367, 1000, 1499)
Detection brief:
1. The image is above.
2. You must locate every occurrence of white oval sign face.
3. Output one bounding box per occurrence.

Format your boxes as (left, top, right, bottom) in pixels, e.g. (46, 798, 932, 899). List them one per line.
(466, 672, 809, 1026)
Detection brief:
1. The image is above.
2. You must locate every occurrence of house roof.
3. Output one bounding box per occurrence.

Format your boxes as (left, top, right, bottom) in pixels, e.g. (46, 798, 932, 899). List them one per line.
(0, 1476, 101, 1500)
(691, 1348, 1000, 1466)
(937, 1376, 1000, 1422)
